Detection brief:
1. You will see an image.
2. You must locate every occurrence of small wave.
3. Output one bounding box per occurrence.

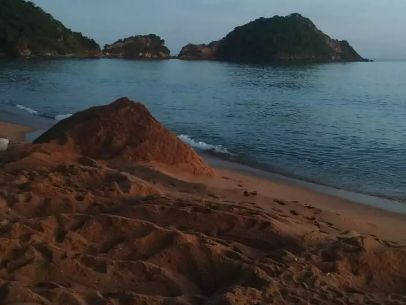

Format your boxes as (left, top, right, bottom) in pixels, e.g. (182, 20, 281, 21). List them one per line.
(15, 104, 39, 115)
(178, 134, 231, 154)
(14, 104, 71, 121)
(55, 113, 72, 121)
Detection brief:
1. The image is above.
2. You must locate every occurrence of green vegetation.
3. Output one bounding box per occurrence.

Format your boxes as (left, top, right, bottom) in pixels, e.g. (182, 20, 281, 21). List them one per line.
(179, 44, 203, 58)
(213, 13, 364, 62)
(0, 0, 100, 56)
(104, 34, 170, 59)
(178, 41, 219, 59)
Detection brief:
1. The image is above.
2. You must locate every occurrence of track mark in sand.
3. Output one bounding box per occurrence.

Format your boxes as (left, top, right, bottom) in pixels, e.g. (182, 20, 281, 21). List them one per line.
(80, 255, 108, 273)
(55, 228, 67, 243)
(274, 199, 287, 206)
(36, 245, 54, 262)
(0, 283, 9, 302)
(290, 210, 300, 216)
(35, 281, 61, 290)
(75, 194, 86, 202)
(304, 204, 317, 210)
(98, 236, 126, 254)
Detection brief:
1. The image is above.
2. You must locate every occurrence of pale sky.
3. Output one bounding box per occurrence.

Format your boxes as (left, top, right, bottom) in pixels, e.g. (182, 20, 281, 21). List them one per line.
(33, 0, 406, 59)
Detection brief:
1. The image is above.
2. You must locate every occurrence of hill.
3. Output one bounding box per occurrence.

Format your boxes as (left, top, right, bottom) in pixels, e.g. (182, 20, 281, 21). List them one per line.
(179, 13, 366, 62)
(178, 41, 220, 60)
(0, 0, 100, 57)
(103, 34, 170, 59)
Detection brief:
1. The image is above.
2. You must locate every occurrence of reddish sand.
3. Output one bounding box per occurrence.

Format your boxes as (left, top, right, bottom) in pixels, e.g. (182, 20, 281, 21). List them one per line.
(34, 98, 214, 177)
(0, 122, 33, 142)
(0, 100, 405, 305)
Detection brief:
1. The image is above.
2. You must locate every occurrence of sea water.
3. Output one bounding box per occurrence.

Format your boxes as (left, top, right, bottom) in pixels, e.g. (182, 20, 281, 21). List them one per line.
(1, 58, 405, 202)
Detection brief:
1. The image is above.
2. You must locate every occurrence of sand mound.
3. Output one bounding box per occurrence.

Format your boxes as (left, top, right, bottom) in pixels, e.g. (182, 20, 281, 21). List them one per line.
(34, 98, 214, 176)
(0, 144, 162, 219)
(1, 144, 406, 303)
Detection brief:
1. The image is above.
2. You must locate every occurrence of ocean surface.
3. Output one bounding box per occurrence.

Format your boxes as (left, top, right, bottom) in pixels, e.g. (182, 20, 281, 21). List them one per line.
(1, 58, 406, 202)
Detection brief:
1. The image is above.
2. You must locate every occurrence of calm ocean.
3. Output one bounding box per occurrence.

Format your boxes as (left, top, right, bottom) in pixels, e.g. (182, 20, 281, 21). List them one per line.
(1, 58, 405, 202)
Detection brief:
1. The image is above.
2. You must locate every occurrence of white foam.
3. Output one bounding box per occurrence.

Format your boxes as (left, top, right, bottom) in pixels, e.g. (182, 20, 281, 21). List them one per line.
(14, 104, 72, 121)
(178, 134, 231, 154)
(15, 104, 39, 115)
(55, 113, 72, 121)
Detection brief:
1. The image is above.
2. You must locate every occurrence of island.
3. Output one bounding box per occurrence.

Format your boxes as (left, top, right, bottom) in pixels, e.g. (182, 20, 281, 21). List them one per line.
(179, 13, 367, 62)
(178, 41, 220, 60)
(0, 0, 100, 57)
(103, 34, 170, 59)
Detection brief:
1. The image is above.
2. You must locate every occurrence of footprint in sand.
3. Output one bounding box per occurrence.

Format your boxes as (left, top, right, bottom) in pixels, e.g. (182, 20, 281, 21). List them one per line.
(274, 199, 287, 206)
(290, 210, 300, 216)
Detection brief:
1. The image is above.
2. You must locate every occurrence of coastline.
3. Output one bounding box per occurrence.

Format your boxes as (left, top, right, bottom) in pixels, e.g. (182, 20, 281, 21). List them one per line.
(0, 107, 53, 142)
(0, 121, 34, 142)
(1, 101, 406, 303)
(1, 116, 405, 219)
(201, 152, 406, 215)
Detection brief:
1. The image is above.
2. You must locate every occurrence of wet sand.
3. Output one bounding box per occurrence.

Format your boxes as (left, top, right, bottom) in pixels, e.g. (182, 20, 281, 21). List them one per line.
(2, 119, 406, 216)
(0, 121, 34, 142)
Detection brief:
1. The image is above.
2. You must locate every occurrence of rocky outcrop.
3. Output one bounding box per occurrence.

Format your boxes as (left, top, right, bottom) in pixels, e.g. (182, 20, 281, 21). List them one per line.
(0, 0, 100, 57)
(179, 13, 366, 63)
(178, 41, 220, 60)
(327, 39, 365, 62)
(34, 98, 214, 176)
(103, 35, 170, 59)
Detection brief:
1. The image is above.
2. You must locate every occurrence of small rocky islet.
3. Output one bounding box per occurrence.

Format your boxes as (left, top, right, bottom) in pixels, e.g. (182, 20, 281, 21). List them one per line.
(2, 0, 368, 62)
(178, 13, 368, 62)
(102, 35, 170, 59)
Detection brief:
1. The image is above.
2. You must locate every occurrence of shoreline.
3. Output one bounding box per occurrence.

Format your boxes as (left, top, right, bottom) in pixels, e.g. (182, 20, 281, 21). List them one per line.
(1, 118, 406, 218)
(0, 121, 34, 142)
(201, 152, 406, 215)
(2, 119, 406, 305)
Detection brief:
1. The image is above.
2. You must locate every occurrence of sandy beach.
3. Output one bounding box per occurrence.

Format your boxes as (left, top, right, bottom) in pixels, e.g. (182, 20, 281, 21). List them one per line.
(0, 101, 405, 305)
(0, 121, 33, 142)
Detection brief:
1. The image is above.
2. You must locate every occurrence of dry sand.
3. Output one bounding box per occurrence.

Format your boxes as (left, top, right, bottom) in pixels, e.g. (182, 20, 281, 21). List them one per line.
(0, 111, 405, 304)
(0, 122, 33, 142)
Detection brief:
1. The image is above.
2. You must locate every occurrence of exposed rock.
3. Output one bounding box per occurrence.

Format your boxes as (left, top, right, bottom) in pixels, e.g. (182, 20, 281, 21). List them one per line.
(0, 138, 9, 152)
(103, 35, 170, 59)
(34, 98, 214, 176)
(178, 41, 220, 60)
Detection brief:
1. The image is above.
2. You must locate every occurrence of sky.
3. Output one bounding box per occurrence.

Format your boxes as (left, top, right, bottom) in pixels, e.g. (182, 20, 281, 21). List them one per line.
(33, 0, 406, 59)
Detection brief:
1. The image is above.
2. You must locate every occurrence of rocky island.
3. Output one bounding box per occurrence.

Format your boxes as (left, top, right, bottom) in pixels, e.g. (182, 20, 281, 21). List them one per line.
(103, 35, 170, 59)
(0, 0, 100, 57)
(179, 13, 367, 62)
(178, 41, 220, 60)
